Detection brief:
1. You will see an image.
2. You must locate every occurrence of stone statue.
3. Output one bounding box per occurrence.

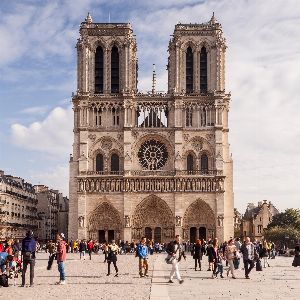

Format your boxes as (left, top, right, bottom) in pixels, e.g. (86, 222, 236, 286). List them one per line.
(124, 215, 131, 228)
(78, 216, 85, 228)
(175, 215, 182, 227)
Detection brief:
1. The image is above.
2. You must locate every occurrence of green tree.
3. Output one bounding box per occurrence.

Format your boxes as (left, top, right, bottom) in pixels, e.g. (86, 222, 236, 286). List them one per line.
(267, 208, 300, 230)
(263, 226, 300, 247)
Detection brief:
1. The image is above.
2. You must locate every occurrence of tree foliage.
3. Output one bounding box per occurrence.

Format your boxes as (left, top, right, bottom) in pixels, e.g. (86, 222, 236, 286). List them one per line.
(263, 226, 300, 246)
(267, 208, 300, 230)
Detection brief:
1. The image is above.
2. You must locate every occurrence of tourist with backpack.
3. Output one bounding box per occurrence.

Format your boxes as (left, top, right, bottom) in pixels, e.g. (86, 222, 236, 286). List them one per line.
(21, 231, 36, 287)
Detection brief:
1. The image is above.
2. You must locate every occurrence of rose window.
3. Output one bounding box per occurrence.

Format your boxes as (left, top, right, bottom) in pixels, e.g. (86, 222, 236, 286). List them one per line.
(138, 139, 168, 170)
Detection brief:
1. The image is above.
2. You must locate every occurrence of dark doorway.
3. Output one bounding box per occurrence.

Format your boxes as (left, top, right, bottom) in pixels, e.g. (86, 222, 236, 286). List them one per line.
(99, 230, 105, 243)
(108, 230, 114, 243)
(190, 227, 197, 243)
(154, 227, 162, 243)
(199, 227, 206, 240)
(145, 227, 152, 241)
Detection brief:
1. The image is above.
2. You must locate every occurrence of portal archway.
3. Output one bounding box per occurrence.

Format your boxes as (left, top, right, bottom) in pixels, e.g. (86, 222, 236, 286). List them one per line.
(88, 201, 122, 242)
(183, 199, 216, 241)
(132, 195, 174, 242)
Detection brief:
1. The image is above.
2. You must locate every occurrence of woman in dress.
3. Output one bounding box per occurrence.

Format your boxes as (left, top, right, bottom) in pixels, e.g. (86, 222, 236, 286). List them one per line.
(225, 239, 237, 279)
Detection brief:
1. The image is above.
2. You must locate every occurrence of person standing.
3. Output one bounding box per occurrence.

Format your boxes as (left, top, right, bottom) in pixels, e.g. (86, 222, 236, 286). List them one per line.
(87, 240, 94, 260)
(137, 237, 149, 277)
(107, 240, 119, 277)
(56, 233, 67, 285)
(166, 235, 186, 284)
(261, 241, 270, 268)
(79, 240, 87, 260)
(240, 237, 257, 279)
(225, 239, 237, 279)
(21, 231, 36, 287)
(192, 239, 202, 271)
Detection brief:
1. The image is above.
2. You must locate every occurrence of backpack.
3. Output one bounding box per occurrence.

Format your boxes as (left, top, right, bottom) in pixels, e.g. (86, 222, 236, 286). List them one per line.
(256, 259, 262, 271)
(0, 274, 9, 287)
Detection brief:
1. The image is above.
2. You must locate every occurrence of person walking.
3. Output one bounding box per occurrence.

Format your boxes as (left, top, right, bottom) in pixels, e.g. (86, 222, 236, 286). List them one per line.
(206, 240, 214, 271)
(137, 237, 149, 277)
(21, 231, 37, 287)
(56, 233, 67, 285)
(87, 240, 94, 260)
(192, 239, 202, 271)
(240, 237, 257, 279)
(225, 239, 237, 279)
(107, 240, 119, 277)
(79, 240, 87, 260)
(234, 238, 242, 269)
(166, 235, 186, 284)
(261, 241, 270, 268)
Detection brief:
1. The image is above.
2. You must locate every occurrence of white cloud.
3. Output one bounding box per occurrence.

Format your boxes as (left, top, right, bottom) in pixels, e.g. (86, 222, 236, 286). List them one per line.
(3, 0, 300, 213)
(20, 105, 50, 115)
(11, 106, 73, 155)
(30, 164, 69, 197)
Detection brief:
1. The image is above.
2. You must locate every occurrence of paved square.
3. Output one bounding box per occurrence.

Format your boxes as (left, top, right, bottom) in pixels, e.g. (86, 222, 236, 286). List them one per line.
(2, 252, 299, 300)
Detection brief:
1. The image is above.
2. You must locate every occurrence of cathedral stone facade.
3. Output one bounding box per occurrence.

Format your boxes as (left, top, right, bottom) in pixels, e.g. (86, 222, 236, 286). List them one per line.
(68, 13, 234, 243)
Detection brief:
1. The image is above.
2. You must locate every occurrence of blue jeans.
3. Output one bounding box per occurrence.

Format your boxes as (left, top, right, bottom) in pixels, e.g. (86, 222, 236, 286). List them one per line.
(57, 261, 65, 281)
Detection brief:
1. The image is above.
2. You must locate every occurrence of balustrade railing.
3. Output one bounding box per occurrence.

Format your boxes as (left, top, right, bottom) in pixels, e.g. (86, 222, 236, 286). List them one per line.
(80, 170, 222, 176)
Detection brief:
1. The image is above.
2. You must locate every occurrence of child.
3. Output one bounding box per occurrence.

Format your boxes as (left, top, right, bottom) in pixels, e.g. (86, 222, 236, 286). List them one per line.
(215, 252, 224, 278)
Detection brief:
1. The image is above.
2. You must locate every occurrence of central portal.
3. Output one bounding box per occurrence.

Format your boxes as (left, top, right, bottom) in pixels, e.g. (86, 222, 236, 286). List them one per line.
(132, 195, 174, 243)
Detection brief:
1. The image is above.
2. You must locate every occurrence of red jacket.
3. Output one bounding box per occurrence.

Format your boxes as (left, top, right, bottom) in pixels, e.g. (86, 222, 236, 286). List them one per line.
(87, 241, 94, 251)
(57, 240, 67, 262)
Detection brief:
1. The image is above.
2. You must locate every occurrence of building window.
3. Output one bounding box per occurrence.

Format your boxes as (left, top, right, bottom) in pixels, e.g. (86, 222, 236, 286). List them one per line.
(111, 154, 120, 172)
(187, 154, 194, 173)
(95, 46, 104, 93)
(258, 225, 263, 234)
(200, 47, 207, 92)
(201, 154, 209, 173)
(186, 47, 193, 93)
(96, 153, 104, 172)
(112, 108, 120, 126)
(186, 108, 193, 127)
(111, 46, 119, 93)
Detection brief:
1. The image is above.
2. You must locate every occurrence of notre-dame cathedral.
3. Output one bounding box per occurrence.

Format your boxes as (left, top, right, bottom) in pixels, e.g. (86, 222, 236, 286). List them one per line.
(68, 13, 234, 243)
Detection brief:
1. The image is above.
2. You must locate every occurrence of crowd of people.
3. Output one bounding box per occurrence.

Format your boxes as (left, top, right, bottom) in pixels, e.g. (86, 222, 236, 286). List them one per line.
(0, 232, 299, 287)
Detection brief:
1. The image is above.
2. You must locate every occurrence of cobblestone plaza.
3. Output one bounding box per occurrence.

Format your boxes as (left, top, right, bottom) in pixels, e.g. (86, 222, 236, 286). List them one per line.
(3, 252, 299, 300)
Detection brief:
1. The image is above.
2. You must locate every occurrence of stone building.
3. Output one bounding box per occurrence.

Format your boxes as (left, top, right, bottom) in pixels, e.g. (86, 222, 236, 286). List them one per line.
(234, 208, 242, 237)
(69, 13, 234, 243)
(241, 200, 279, 240)
(34, 185, 69, 240)
(58, 195, 69, 239)
(0, 170, 38, 239)
(35, 185, 59, 240)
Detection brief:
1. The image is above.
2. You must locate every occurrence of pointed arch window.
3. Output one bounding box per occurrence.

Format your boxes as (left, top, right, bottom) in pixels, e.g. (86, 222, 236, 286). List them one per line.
(186, 46, 193, 93)
(201, 154, 208, 173)
(187, 154, 194, 173)
(111, 46, 119, 93)
(111, 153, 120, 173)
(96, 153, 104, 172)
(200, 47, 207, 93)
(95, 46, 103, 93)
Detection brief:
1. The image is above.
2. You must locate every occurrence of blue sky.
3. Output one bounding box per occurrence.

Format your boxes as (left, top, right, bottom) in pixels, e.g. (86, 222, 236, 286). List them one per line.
(0, 0, 299, 212)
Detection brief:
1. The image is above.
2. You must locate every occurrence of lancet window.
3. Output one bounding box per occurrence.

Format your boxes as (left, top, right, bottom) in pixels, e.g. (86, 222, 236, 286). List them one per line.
(200, 47, 207, 93)
(186, 107, 193, 127)
(186, 47, 193, 93)
(96, 153, 104, 172)
(95, 46, 104, 93)
(111, 46, 119, 93)
(111, 153, 120, 173)
(201, 154, 209, 173)
(187, 154, 194, 173)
